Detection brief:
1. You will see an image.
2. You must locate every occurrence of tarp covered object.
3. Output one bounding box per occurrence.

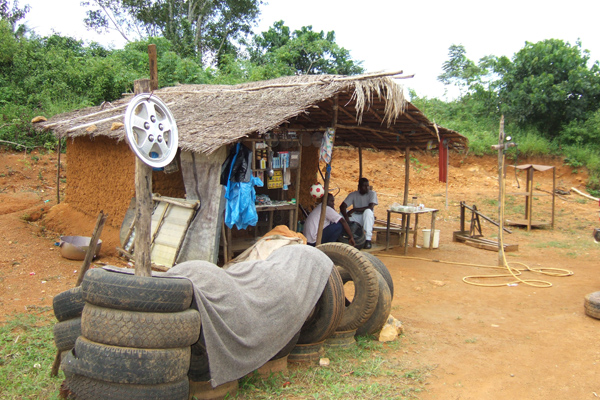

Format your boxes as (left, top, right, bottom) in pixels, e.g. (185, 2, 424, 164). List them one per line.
(162, 244, 332, 386)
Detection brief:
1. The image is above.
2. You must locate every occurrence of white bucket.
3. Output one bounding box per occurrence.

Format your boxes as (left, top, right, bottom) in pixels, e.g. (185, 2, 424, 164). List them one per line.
(423, 229, 440, 249)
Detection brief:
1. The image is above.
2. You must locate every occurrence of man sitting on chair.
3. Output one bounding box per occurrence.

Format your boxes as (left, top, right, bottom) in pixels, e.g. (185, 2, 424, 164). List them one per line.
(304, 194, 355, 247)
(340, 177, 378, 249)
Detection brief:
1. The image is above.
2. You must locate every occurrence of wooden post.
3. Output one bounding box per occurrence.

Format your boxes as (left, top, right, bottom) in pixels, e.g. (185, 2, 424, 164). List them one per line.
(358, 145, 363, 179)
(497, 116, 506, 266)
(133, 78, 153, 277)
(75, 211, 107, 286)
(148, 44, 158, 90)
(293, 144, 302, 230)
(316, 95, 338, 245)
(56, 133, 61, 204)
(403, 147, 410, 205)
(551, 167, 555, 229)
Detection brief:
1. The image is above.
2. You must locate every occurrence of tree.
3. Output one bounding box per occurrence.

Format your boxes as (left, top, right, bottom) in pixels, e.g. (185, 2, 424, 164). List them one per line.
(247, 20, 364, 75)
(0, 0, 30, 36)
(498, 39, 600, 136)
(81, 0, 263, 64)
(438, 44, 484, 93)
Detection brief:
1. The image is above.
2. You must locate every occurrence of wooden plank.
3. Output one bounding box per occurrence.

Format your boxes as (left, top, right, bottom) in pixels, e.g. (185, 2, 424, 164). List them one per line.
(453, 231, 518, 252)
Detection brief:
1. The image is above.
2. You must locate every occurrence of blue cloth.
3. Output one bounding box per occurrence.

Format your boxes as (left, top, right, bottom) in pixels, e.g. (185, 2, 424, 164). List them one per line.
(223, 143, 263, 229)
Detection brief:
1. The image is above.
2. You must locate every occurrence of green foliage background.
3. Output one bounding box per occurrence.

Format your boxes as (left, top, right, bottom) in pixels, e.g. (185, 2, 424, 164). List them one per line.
(0, 3, 599, 195)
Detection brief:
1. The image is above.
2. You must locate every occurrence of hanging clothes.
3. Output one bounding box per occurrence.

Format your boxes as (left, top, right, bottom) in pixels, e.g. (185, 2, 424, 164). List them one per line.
(222, 143, 263, 230)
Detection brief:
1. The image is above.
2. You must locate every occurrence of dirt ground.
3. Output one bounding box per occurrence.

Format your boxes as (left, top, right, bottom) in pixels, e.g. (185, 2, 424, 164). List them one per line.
(1, 146, 600, 399)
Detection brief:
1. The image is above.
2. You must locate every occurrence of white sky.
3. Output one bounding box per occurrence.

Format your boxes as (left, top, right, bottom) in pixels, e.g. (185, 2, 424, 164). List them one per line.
(22, 0, 600, 99)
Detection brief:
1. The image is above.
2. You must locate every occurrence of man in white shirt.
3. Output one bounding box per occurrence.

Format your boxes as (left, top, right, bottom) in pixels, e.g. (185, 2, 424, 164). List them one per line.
(304, 195, 355, 247)
(340, 177, 378, 249)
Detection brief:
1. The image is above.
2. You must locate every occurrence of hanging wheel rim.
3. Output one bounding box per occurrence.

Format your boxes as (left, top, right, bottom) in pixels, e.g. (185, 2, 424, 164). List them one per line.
(124, 94, 178, 168)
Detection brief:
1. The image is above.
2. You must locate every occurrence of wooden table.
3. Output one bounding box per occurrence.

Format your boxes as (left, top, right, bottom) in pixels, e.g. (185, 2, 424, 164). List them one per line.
(386, 207, 439, 254)
(256, 203, 297, 231)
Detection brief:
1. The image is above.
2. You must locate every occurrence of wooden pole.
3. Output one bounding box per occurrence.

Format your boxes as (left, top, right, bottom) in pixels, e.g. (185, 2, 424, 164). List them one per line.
(316, 95, 338, 245)
(133, 78, 153, 277)
(497, 116, 506, 266)
(148, 44, 158, 90)
(56, 133, 61, 204)
(403, 147, 410, 205)
(75, 211, 107, 286)
(358, 145, 363, 179)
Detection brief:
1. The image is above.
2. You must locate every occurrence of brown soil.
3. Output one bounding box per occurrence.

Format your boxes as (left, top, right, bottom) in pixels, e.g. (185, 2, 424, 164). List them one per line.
(1, 146, 600, 399)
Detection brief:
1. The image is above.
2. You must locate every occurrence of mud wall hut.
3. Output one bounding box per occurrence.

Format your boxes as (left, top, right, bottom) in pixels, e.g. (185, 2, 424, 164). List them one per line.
(38, 71, 467, 265)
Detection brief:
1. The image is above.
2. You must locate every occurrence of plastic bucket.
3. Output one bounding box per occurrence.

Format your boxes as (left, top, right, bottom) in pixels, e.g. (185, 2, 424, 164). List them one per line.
(423, 229, 440, 249)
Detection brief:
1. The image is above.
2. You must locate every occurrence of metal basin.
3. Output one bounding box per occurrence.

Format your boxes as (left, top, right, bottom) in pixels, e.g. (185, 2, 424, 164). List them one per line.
(59, 236, 102, 260)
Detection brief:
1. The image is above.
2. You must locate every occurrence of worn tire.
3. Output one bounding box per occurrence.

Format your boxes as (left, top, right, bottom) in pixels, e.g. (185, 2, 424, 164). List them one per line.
(53, 287, 85, 322)
(271, 330, 301, 361)
(54, 318, 82, 352)
(584, 291, 600, 319)
(81, 304, 201, 349)
(317, 243, 378, 331)
(338, 221, 366, 249)
(81, 268, 193, 313)
(355, 271, 392, 336)
(65, 373, 189, 400)
(64, 337, 189, 385)
(297, 266, 344, 344)
(362, 252, 394, 300)
(189, 337, 210, 382)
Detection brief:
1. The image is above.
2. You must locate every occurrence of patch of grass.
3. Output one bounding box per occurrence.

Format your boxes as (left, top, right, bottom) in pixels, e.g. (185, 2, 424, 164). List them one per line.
(237, 338, 432, 399)
(464, 337, 478, 344)
(0, 312, 63, 400)
(530, 241, 571, 249)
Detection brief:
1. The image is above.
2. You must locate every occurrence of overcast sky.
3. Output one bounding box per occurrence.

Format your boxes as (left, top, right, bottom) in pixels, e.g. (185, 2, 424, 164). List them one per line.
(22, 0, 600, 99)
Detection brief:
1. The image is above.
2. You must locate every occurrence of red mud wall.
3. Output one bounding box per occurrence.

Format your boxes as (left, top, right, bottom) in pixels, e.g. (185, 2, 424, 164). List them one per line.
(66, 137, 185, 229)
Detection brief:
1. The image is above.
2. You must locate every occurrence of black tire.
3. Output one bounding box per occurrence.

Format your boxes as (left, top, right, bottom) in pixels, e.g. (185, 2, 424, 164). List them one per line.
(584, 291, 600, 319)
(53, 287, 85, 322)
(361, 252, 394, 300)
(64, 337, 189, 385)
(317, 243, 379, 331)
(54, 318, 82, 352)
(271, 330, 301, 360)
(81, 304, 201, 349)
(189, 336, 210, 382)
(81, 268, 193, 313)
(297, 266, 344, 344)
(355, 271, 392, 336)
(338, 221, 366, 249)
(65, 373, 189, 400)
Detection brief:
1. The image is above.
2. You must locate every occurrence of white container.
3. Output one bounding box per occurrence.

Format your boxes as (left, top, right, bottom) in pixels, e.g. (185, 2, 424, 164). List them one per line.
(422, 229, 440, 249)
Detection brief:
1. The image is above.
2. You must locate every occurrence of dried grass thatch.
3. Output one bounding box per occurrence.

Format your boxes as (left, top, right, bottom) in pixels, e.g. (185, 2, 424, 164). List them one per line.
(37, 71, 467, 154)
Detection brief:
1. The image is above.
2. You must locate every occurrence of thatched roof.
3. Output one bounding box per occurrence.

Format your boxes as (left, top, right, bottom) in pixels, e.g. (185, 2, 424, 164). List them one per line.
(37, 71, 467, 154)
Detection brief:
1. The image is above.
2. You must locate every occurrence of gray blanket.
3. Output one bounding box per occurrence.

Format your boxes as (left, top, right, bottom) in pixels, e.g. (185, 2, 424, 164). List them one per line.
(161, 244, 333, 387)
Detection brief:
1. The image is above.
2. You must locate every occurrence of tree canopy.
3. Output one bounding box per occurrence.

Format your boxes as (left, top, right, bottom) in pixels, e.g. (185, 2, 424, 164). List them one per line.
(247, 20, 364, 75)
(81, 0, 263, 64)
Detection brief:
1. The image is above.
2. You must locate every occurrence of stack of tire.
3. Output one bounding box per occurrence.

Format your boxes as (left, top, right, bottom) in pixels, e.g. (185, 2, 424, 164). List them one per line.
(53, 287, 85, 360)
(317, 243, 393, 340)
(60, 269, 200, 400)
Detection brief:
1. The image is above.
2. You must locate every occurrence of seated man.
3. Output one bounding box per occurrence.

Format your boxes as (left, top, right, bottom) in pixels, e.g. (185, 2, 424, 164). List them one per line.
(303, 194, 355, 247)
(340, 177, 378, 249)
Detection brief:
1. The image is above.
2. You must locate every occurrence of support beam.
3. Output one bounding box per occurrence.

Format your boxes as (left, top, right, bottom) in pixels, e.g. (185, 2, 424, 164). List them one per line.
(316, 95, 338, 245)
(403, 146, 410, 206)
